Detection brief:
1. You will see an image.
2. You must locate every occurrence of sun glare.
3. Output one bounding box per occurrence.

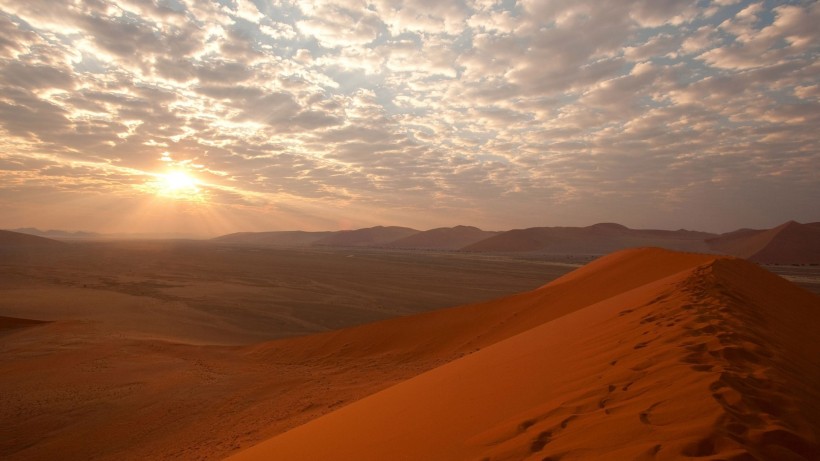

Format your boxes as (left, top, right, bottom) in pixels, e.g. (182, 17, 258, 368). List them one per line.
(150, 170, 204, 201)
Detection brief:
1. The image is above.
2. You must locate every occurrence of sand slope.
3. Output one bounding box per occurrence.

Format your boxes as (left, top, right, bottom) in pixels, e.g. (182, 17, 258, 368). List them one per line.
(0, 230, 65, 246)
(708, 220, 820, 264)
(212, 230, 334, 246)
(246, 248, 716, 365)
(462, 223, 715, 254)
(312, 226, 420, 247)
(385, 225, 500, 250)
(228, 249, 820, 461)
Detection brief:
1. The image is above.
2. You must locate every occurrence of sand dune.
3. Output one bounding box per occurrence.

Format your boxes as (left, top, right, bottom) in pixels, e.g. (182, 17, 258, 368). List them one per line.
(708, 220, 820, 264)
(312, 225, 420, 247)
(461, 223, 715, 254)
(0, 230, 65, 246)
(228, 248, 820, 461)
(385, 225, 500, 250)
(212, 230, 334, 246)
(247, 249, 716, 365)
(8, 228, 101, 240)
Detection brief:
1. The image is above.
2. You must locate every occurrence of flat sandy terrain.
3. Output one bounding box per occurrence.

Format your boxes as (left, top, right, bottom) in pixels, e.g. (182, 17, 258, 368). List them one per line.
(766, 264, 820, 295)
(0, 240, 579, 343)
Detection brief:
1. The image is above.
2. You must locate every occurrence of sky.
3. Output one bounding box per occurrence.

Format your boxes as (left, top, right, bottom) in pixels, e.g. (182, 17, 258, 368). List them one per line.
(0, 0, 818, 236)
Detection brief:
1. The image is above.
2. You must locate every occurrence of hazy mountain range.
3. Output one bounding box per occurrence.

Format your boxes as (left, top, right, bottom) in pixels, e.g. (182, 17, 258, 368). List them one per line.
(213, 221, 820, 264)
(5, 220, 820, 264)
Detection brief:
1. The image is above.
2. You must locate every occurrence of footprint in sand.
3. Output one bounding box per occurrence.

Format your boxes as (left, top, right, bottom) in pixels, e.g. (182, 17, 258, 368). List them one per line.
(639, 401, 664, 425)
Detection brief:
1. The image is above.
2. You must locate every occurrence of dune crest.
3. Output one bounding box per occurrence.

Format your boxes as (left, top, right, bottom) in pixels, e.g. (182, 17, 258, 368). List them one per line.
(227, 249, 820, 461)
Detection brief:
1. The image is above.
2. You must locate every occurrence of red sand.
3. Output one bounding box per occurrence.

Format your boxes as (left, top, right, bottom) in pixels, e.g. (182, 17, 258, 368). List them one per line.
(228, 248, 820, 460)
(0, 316, 48, 331)
(3, 246, 819, 460)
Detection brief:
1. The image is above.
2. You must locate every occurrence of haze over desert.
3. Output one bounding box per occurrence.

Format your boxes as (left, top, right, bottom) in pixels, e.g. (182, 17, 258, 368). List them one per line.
(2, 0, 820, 460)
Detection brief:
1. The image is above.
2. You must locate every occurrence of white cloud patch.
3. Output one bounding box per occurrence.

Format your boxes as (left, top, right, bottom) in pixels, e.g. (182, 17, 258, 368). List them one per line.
(0, 0, 817, 234)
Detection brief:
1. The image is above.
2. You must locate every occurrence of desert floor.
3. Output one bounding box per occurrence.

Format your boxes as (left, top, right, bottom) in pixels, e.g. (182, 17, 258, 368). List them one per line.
(0, 241, 577, 460)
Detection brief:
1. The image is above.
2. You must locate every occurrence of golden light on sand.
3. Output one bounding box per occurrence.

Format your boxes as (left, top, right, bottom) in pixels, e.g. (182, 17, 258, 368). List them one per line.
(147, 170, 204, 202)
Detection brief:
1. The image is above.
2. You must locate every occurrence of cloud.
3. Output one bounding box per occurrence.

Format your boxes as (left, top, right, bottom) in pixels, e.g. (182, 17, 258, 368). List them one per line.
(297, 3, 383, 47)
(0, 0, 817, 234)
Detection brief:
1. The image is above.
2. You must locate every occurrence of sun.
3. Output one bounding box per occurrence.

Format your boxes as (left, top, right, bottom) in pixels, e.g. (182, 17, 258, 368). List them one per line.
(149, 170, 204, 201)
(161, 171, 198, 192)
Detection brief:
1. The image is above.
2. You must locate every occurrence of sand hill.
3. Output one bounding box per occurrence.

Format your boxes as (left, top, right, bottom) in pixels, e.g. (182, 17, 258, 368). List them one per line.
(0, 230, 65, 246)
(312, 226, 420, 247)
(708, 221, 820, 264)
(9, 228, 101, 240)
(462, 223, 715, 254)
(212, 230, 334, 246)
(385, 225, 500, 250)
(228, 248, 820, 461)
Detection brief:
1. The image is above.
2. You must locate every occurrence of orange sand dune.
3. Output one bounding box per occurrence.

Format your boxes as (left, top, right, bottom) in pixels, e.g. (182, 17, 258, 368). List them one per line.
(708, 220, 820, 264)
(246, 248, 716, 365)
(228, 249, 820, 460)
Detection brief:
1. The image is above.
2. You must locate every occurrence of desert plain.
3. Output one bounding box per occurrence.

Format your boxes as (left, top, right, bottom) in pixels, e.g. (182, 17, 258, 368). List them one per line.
(1, 235, 819, 461)
(0, 238, 577, 460)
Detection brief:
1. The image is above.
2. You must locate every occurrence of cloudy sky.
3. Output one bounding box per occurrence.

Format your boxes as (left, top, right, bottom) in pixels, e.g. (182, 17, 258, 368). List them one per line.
(0, 0, 818, 236)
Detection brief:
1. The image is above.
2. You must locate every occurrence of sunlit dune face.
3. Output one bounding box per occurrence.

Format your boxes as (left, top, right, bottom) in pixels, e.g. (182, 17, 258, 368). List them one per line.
(148, 170, 204, 202)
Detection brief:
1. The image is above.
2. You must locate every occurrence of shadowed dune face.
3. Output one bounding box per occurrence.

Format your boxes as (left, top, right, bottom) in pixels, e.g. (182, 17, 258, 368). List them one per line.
(0, 230, 65, 247)
(212, 230, 334, 246)
(0, 316, 48, 332)
(386, 225, 500, 250)
(707, 221, 820, 264)
(227, 249, 820, 461)
(312, 226, 420, 247)
(461, 225, 716, 254)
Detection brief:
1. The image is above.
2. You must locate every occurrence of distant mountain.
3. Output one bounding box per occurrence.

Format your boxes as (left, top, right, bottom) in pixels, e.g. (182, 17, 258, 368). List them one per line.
(707, 221, 820, 264)
(10, 227, 101, 239)
(385, 226, 500, 250)
(313, 226, 420, 247)
(213, 231, 334, 246)
(0, 229, 67, 246)
(461, 223, 716, 254)
(209, 221, 820, 264)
